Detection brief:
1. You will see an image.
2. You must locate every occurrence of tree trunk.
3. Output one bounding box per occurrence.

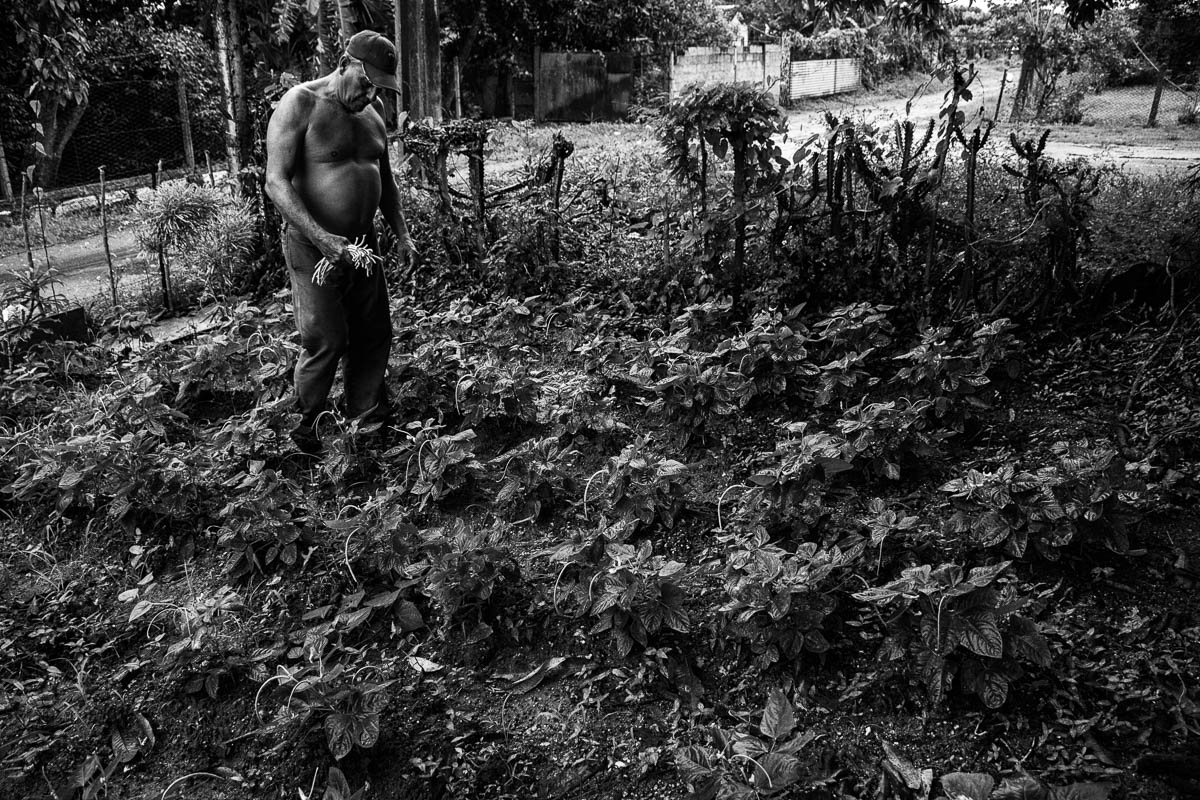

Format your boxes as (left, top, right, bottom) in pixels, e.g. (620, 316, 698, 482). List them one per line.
(400, 0, 442, 121)
(1009, 43, 1040, 122)
(33, 94, 88, 189)
(336, 0, 361, 43)
(393, 0, 405, 124)
(214, 0, 240, 185)
(424, 0, 442, 121)
(318, 0, 339, 73)
(227, 0, 251, 182)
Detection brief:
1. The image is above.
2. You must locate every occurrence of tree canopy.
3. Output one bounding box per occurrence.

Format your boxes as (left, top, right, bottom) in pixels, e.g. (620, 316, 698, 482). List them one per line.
(441, 0, 731, 69)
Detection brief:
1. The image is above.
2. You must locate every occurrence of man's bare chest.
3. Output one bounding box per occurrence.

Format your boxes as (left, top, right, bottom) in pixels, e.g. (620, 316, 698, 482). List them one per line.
(305, 107, 385, 165)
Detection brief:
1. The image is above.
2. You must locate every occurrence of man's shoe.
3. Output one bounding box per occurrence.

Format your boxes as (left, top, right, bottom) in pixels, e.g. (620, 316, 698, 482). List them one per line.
(290, 425, 323, 456)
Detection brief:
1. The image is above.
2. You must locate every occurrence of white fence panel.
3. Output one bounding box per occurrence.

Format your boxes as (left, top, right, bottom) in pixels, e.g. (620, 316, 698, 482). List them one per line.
(787, 58, 861, 102)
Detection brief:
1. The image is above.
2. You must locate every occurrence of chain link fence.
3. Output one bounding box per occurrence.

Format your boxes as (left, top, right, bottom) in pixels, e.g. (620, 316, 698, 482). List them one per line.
(56, 75, 225, 188)
(0, 52, 231, 310)
(951, 12, 1200, 132)
(1, 49, 226, 204)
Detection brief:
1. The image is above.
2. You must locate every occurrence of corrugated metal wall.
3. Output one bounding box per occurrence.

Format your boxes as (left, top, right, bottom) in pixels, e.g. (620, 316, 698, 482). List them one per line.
(533, 51, 638, 122)
(787, 59, 861, 102)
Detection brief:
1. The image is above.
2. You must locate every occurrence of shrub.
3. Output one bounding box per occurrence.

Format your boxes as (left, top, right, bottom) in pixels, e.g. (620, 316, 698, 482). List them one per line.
(941, 440, 1137, 559)
(597, 437, 689, 532)
(548, 535, 690, 657)
(717, 523, 863, 669)
(133, 181, 256, 306)
(853, 561, 1052, 708)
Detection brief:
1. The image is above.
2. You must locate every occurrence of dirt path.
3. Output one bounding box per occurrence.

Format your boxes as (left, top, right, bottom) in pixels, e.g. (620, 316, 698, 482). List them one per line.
(782, 60, 1200, 173)
(0, 228, 141, 308)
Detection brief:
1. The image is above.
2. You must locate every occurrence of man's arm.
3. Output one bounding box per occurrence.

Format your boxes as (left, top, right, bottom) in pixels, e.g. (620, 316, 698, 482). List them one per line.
(375, 102, 415, 260)
(265, 88, 349, 264)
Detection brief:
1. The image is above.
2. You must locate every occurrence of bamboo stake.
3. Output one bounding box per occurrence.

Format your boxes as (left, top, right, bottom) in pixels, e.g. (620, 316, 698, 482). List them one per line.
(100, 166, 117, 306)
(453, 57, 463, 118)
(33, 186, 65, 309)
(35, 188, 52, 274)
(206, 150, 215, 188)
(20, 173, 35, 278)
(994, 68, 1008, 122)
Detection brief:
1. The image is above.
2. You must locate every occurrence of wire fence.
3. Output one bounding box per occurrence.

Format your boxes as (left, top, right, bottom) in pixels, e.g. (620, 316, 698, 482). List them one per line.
(55, 77, 225, 188)
(1, 50, 227, 209)
(956, 16, 1200, 131)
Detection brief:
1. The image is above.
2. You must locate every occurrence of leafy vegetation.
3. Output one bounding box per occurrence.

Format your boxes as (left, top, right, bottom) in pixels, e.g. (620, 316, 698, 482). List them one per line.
(2, 68, 1199, 800)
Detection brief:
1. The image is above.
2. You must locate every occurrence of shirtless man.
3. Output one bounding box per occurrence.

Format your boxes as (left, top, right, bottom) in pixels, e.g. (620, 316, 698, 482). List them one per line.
(265, 30, 414, 453)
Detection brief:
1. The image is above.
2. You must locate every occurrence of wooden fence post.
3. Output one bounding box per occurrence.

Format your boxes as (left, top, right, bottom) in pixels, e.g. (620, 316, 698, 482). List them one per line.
(960, 129, 980, 308)
(1148, 67, 1165, 127)
(176, 65, 196, 173)
(0, 131, 12, 203)
(533, 46, 543, 121)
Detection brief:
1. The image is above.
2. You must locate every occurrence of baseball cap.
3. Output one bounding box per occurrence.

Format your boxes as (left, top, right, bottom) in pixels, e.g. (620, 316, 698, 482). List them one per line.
(346, 30, 401, 94)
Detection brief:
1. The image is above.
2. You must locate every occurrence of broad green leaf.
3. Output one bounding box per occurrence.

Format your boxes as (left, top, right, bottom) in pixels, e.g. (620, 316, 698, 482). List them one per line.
(973, 512, 1009, 547)
(1049, 783, 1114, 800)
(760, 688, 796, 740)
(406, 656, 443, 674)
(394, 600, 424, 632)
(731, 734, 768, 758)
(508, 656, 567, 694)
(462, 618, 493, 643)
(992, 773, 1049, 800)
(960, 613, 1003, 658)
(110, 726, 139, 764)
(752, 752, 800, 791)
(129, 600, 153, 623)
(350, 713, 380, 748)
(804, 630, 831, 653)
(363, 590, 400, 608)
(325, 713, 354, 760)
(337, 608, 371, 631)
(978, 670, 1009, 709)
(940, 772, 994, 800)
(881, 741, 928, 792)
(966, 561, 1011, 587)
(324, 766, 351, 800)
(674, 745, 715, 782)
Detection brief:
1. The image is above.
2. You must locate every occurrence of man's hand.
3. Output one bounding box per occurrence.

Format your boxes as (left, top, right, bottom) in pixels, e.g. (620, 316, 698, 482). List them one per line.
(397, 231, 418, 267)
(314, 230, 351, 266)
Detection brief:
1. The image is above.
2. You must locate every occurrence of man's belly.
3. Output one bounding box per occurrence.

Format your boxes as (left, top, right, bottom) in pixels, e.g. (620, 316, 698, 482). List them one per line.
(295, 161, 382, 237)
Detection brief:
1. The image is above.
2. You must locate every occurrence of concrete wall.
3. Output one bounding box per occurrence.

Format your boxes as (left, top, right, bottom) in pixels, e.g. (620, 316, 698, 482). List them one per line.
(667, 45, 784, 98)
(786, 58, 861, 102)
